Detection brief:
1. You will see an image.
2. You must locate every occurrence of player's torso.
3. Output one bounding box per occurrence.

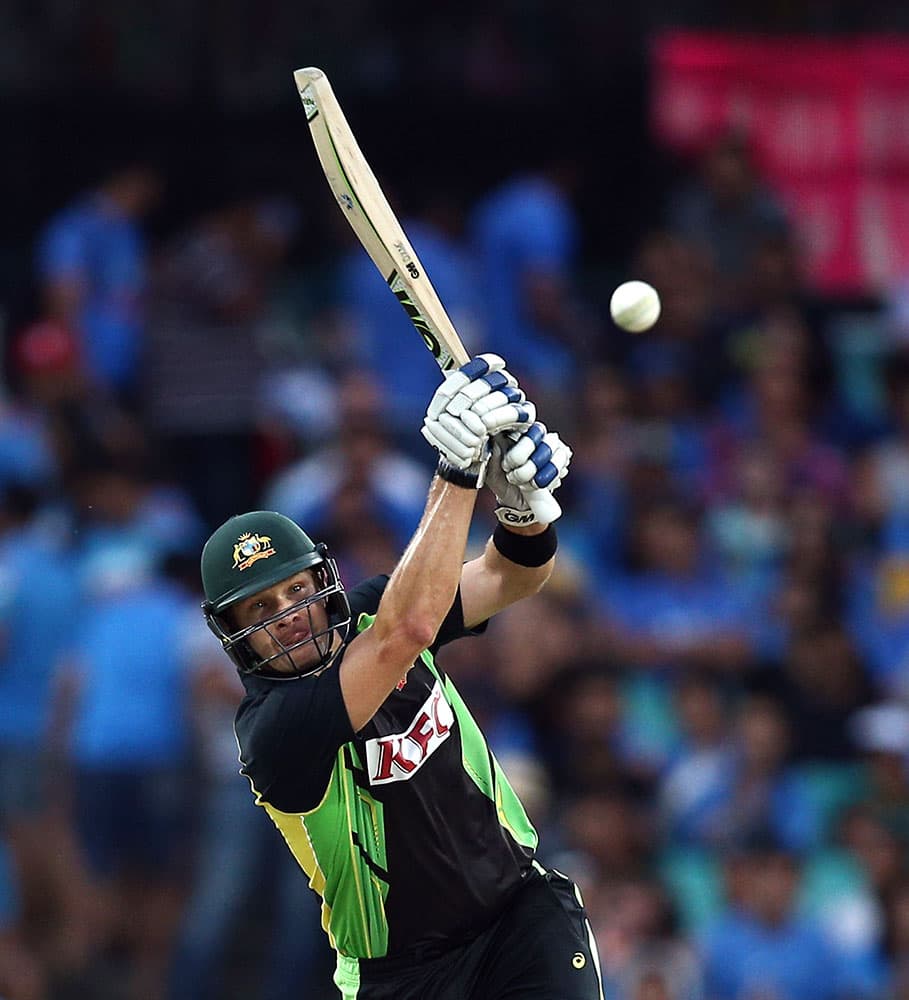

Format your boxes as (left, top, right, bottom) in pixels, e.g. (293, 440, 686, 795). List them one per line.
(298, 653, 535, 958)
(365, 654, 535, 948)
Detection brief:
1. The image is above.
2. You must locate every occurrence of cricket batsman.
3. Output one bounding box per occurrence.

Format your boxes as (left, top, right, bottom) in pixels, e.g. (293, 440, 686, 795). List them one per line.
(200, 355, 602, 998)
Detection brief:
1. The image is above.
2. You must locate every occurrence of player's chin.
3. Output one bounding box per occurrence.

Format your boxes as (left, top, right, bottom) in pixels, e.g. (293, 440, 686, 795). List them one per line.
(273, 645, 319, 674)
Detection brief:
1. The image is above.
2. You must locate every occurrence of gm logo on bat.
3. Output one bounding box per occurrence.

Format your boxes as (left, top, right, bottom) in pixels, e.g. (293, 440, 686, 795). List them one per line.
(392, 241, 420, 279)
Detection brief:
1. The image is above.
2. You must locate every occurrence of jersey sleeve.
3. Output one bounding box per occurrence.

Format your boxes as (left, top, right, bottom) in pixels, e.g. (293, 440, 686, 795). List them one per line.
(347, 574, 485, 649)
(235, 664, 355, 813)
(346, 574, 390, 623)
(431, 587, 488, 650)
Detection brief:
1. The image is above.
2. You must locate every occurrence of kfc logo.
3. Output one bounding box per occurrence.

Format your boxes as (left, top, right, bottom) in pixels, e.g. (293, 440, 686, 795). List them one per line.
(365, 681, 454, 785)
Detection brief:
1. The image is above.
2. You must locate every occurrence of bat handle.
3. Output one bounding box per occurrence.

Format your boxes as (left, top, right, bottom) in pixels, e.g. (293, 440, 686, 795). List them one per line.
(525, 489, 562, 525)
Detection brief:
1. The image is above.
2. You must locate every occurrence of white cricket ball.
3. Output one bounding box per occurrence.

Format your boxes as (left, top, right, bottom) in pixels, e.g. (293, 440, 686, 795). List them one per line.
(609, 280, 661, 333)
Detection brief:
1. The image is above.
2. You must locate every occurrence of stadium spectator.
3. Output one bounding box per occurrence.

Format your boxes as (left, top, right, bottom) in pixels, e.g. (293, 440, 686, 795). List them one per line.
(66, 453, 203, 574)
(704, 442, 788, 589)
(658, 673, 733, 845)
(568, 364, 635, 569)
(701, 842, 857, 1000)
(628, 339, 710, 500)
(706, 315, 848, 511)
(55, 547, 197, 1000)
(559, 790, 652, 887)
(662, 695, 821, 854)
(469, 153, 594, 412)
(536, 662, 633, 797)
(598, 499, 756, 675)
(262, 370, 427, 556)
(142, 196, 299, 529)
(0, 486, 89, 985)
(667, 132, 790, 310)
(839, 805, 906, 911)
(34, 161, 163, 398)
(593, 878, 703, 1000)
(0, 328, 61, 495)
(630, 231, 717, 400)
(9, 318, 152, 501)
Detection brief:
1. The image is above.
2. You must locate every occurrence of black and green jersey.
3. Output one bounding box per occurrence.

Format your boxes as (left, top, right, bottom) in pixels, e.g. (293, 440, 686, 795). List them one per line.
(234, 575, 538, 967)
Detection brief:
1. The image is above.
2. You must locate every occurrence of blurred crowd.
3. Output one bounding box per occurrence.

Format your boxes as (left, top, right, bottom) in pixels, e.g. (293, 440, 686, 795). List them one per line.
(4, 119, 909, 1000)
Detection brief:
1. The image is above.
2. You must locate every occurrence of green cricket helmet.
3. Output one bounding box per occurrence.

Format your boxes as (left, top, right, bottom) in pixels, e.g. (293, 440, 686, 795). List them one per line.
(200, 511, 350, 679)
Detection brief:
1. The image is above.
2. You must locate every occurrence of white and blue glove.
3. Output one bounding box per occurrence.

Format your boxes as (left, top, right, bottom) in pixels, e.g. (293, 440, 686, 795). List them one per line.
(485, 422, 572, 525)
(422, 354, 536, 488)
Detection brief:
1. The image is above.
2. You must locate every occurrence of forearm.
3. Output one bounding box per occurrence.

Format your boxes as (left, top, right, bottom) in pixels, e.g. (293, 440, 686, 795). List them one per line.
(459, 523, 557, 628)
(376, 475, 477, 646)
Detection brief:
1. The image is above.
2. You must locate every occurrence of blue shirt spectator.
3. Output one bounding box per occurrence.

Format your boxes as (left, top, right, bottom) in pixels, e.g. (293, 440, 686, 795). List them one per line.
(670, 696, 821, 853)
(700, 843, 871, 1000)
(68, 456, 205, 575)
(263, 372, 429, 551)
(702, 908, 841, 1000)
(0, 514, 77, 749)
(35, 165, 161, 394)
(65, 570, 192, 768)
(602, 570, 755, 667)
(598, 502, 758, 677)
(661, 747, 821, 853)
(470, 173, 580, 394)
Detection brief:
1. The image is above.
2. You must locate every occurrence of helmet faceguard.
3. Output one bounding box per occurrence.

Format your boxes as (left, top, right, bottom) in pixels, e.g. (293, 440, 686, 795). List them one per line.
(201, 512, 352, 680)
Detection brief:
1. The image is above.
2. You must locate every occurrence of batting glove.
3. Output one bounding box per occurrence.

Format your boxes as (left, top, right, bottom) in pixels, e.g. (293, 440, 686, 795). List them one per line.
(485, 423, 572, 524)
(422, 354, 535, 488)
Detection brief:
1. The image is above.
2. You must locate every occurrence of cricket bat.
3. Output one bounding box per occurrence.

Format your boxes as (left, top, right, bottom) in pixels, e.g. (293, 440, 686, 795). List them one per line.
(293, 66, 560, 523)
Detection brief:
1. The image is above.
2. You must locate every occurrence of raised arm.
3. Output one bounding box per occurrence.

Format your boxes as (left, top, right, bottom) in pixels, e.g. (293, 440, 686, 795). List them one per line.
(459, 522, 555, 629)
(338, 354, 536, 732)
(339, 477, 477, 730)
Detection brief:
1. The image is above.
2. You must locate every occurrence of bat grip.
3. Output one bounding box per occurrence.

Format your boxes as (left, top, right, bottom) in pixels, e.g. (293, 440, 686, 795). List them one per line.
(526, 489, 562, 524)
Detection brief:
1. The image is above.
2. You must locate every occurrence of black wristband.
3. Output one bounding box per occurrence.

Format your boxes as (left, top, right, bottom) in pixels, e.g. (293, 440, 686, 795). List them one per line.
(436, 458, 480, 489)
(492, 523, 557, 567)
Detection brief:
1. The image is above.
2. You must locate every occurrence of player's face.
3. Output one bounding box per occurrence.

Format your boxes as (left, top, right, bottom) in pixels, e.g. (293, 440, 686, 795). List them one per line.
(233, 569, 333, 674)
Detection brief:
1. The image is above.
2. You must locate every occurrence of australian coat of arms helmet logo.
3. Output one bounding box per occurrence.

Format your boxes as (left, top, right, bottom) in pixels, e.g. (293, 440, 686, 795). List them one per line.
(232, 532, 276, 571)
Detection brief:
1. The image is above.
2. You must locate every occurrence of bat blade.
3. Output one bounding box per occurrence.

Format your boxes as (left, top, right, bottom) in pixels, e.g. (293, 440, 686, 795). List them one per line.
(293, 66, 561, 524)
(294, 66, 465, 373)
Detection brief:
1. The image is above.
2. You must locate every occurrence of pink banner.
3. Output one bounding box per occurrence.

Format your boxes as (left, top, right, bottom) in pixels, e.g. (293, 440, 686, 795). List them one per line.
(651, 32, 909, 295)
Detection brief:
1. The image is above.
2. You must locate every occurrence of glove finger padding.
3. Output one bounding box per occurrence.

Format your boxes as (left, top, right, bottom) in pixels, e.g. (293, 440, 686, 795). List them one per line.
(445, 369, 519, 417)
(424, 354, 521, 486)
(500, 423, 547, 471)
(427, 354, 508, 421)
(502, 427, 573, 489)
(475, 395, 536, 435)
(486, 437, 563, 527)
(421, 412, 486, 466)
